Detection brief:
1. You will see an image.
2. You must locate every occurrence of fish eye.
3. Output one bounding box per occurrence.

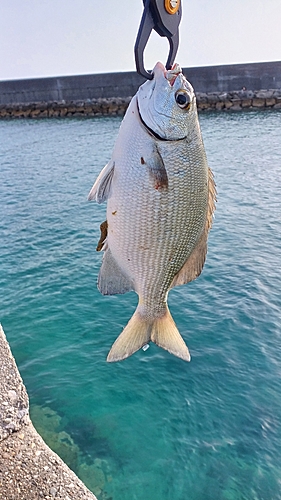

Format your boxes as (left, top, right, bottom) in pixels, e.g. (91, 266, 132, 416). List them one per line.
(175, 90, 192, 109)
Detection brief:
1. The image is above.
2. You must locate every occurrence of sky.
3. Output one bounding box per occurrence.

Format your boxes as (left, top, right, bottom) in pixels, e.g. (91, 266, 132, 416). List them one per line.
(0, 0, 280, 81)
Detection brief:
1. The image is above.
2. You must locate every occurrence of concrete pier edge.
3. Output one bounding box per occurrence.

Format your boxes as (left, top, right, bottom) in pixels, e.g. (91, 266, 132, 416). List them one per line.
(0, 324, 98, 500)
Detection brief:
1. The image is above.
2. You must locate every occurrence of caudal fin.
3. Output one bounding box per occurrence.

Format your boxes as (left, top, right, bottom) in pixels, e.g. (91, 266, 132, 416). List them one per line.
(107, 305, 190, 363)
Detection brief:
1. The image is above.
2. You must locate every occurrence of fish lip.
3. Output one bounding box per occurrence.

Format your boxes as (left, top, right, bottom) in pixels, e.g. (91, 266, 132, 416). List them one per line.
(153, 61, 182, 84)
(165, 63, 182, 87)
(152, 61, 180, 87)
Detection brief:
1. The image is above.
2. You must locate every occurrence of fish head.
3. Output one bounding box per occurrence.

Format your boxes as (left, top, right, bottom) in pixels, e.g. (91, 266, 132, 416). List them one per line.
(137, 62, 197, 141)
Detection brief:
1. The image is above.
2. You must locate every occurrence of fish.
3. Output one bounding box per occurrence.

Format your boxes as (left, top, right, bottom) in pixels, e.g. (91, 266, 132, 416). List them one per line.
(88, 61, 216, 363)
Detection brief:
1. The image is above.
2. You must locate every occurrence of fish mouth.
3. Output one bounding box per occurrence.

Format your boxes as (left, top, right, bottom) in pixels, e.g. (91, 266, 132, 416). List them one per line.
(165, 63, 182, 86)
(152, 61, 182, 86)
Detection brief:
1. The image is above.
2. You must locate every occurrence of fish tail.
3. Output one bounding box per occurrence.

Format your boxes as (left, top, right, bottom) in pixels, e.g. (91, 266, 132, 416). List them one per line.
(150, 306, 191, 362)
(106, 305, 190, 363)
(106, 309, 151, 362)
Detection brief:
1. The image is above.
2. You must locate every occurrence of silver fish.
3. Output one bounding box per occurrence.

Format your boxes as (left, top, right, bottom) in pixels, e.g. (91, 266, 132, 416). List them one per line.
(88, 62, 216, 362)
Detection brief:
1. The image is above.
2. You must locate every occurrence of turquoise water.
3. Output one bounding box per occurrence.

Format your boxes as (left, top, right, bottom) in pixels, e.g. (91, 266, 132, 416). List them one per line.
(1, 110, 281, 500)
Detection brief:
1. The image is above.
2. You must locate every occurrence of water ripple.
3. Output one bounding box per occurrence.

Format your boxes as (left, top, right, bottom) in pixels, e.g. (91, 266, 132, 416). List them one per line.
(1, 111, 281, 500)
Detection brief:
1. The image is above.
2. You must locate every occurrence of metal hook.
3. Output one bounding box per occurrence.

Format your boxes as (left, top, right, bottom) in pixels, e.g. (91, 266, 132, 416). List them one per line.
(134, 0, 182, 80)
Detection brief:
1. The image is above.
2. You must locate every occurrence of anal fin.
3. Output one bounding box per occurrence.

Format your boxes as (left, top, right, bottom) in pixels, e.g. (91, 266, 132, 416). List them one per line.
(98, 248, 134, 295)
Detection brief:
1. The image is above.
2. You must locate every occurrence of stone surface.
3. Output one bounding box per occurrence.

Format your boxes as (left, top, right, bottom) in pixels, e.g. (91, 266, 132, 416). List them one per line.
(241, 99, 253, 108)
(252, 98, 265, 107)
(265, 98, 276, 106)
(256, 90, 274, 99)
(0, 329, 29, 442)
(0, 325, 98, 500)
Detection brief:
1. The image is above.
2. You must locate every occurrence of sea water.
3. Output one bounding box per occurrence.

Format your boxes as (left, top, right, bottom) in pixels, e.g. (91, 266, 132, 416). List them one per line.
(1, 110, 281, 500)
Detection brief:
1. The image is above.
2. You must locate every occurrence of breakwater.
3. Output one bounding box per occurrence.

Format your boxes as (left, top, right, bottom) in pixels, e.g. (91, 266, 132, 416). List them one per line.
(0, 61, 281, 117)
(0, 89, 281, 119)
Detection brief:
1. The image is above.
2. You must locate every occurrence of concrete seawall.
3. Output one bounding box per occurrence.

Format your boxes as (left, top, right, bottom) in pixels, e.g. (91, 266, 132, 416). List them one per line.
(0, 324, 98, 500)
(0, 61, 281, 117)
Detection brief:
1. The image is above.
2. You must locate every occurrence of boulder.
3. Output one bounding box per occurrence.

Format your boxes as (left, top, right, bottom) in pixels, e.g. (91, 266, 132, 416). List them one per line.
(252, 98, 265, 108)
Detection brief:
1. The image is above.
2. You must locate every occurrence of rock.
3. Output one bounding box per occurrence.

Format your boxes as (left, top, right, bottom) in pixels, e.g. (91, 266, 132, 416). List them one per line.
(218, 92, 228, 101)
(78, 462, 106, 495)
(66, 106, 79, 113)
(30, 109, 41, 117)
(224, 100, 233, 109)
(30, 405, 79, 472)
(74, 106, 86, 113)
(230, 104, 242, 111)
(206, 92, 220, 103)
(231, 98, 241, 105)
(241, 99, 252, 108)
(35, 102, 47, 109)
(84, 105, 93, 114)
(256, 90, 274, 99)
(196, 92, 208, 103)
(197, 101, 211, 110)
(265, 98, 276, 107)
(38, 110, 48, 118)
(59, 108, 68, 117)
(215, 101, 224, 110)
(252, 98, 265, 108)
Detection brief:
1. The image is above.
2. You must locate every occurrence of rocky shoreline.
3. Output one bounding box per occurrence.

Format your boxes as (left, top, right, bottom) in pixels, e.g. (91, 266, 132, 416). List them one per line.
(0, 88, 281, 119)
(0, 325, 98, 500)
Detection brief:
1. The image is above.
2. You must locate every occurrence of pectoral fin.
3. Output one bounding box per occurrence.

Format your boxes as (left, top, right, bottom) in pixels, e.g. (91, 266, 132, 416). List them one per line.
(98, 248, 134, 295)
(88, 160, 115, 203)
(143, 145, 168, 191)
(171, 167, 216, 287)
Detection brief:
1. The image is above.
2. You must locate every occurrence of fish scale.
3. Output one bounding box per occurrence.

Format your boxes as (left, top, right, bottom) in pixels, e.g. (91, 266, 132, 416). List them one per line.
(88, 62, 216, 362)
